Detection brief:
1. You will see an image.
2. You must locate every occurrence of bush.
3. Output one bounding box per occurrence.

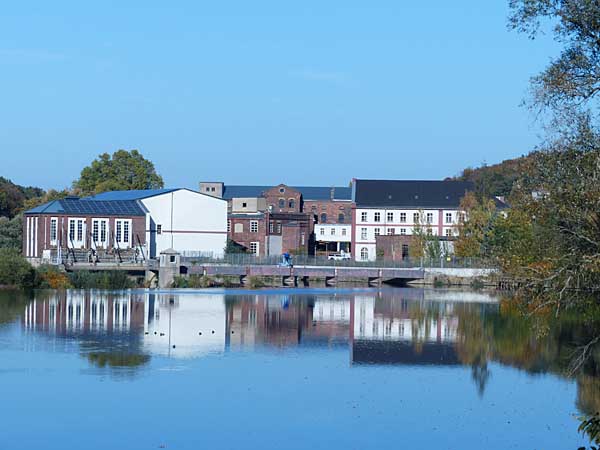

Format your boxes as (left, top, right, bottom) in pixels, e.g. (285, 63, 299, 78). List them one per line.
(36, 265, 72, 289)
(171, 275, 217, 288)
(68, 270, 135, 289)
(0, 248, 36, 288)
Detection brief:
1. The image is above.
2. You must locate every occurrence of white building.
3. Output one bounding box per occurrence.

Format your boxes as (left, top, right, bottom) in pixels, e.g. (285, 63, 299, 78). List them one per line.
(87, 188, 228, 258)
(314, 224, 352, 255)
(351, 180, 471, 261)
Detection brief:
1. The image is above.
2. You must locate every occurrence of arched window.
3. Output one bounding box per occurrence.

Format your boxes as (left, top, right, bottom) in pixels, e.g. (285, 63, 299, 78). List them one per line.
(278, 198, 285, 208)
(360, 247, 369, 261)
(320, 213, 327, 223)
(288, 199, 295, 209)
(338, 213, 345, 223)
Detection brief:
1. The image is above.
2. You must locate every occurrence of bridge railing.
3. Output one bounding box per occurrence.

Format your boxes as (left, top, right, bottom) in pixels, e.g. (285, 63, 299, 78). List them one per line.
(180, 254, 497, 269)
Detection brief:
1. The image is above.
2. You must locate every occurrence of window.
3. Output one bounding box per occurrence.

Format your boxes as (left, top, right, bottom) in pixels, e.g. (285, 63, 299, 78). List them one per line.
(360, 247, 369, 261)
(400, 228, 407, 235)
(426, 227, 433, 236)
(458, 213, 466, 223)
(301, 232, 305, 245)
(92, 220, 99, 242)
(445, 228, 453, 237)
(413, 212, 420, 224)
(77, 220, 84, 242)
(211, 187, 216, 192)
(50, 218, 58, 244)
(342, 228, 347, 236)
(276, 222, 282, 234)
(331, 228, 335, 235)
(387, 228, 395, 235)
(279, 187, 285, 193)
(361, 212, 367, 222)
(157, 224, 162, 235)
(311, 206, 317, 212)
(426, 212, 434, 224)
(400, 212, 407, 223)
(206, 187, 210, 192)
(242, 202, 247, 208)
(269, 221, 274, 233)
(445, 212, 452, 224)
(69, 220, 76, 242)
(278, 198, 285, 208)
(320, 228, 325, 236)
(374, 228, 381, 236)
(227, 221, 231, 233)
(374, 212, 381, 222)
(361, 228, 367, 240)
(288, 199, 295, 209)
(100, 221, 107, 243)
(250, 221, 258, 233)
(320, 213, 327, 223)
(387, 212, 393, 222)
(234, 223, 243, 233)
(115, 219, 131, 246)
(249, 242, 259, 255)
(338, 213, 345, 223)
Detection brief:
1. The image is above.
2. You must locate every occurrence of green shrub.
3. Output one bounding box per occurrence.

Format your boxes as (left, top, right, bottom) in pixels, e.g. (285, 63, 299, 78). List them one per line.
(171, 275, 217, 288)
(35, 265, 72, 289)
(0, 248, 36, 288)
(68, 270, 135, 289)
(248, 276, 266, 289)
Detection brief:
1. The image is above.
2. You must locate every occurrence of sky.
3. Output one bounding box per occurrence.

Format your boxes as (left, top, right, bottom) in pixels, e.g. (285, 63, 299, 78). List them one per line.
(0, 1, 559, 190)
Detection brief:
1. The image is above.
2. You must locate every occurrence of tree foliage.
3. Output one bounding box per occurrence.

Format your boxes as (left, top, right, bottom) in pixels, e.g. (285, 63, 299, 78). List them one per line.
(509, 0, 600, 123)
(0, 177, 44, 218)
(73, 149, 164, 195)
(0, 248, 36, 288)
(0, 215, 22, 249)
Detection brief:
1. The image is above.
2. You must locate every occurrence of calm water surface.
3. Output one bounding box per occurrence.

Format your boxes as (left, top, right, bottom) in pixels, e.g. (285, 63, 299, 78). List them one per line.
(0, 288, 596, 449)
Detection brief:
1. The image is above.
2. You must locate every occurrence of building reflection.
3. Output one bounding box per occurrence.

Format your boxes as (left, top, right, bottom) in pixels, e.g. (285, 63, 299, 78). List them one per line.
(21, 289, 484, 366)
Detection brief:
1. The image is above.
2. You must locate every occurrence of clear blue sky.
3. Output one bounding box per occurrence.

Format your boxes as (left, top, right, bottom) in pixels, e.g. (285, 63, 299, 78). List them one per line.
(0, 1, 558, 190)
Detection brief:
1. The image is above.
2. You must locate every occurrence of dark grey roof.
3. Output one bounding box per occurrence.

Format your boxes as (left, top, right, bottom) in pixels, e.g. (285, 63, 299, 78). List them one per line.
(222, 185, 352, 201)
(25, 198, 146, 216)
(354, 180, 474, 208)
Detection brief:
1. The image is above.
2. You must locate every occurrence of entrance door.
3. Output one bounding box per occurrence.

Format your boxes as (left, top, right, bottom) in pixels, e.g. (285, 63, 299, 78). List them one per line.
(91, 219, 109, 248)
(67, 218, 86, 248)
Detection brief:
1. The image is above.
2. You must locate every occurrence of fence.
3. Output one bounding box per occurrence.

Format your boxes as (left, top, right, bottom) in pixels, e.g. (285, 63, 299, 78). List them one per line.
(181, 253, 498, 269)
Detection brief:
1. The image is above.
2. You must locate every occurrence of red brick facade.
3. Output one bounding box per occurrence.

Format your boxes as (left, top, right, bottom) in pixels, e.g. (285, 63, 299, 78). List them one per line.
(303, 200, 352, 224)
(263, 185, 302, 214)
(228, 215, 268, 255)
(23, 213, 146, 258)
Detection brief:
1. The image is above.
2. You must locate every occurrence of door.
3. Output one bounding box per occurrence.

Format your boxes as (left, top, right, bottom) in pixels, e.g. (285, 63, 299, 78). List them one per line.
(67, 218, 86, 248)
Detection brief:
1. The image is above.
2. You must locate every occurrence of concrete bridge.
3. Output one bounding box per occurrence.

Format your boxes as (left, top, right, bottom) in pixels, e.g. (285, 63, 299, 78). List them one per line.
(188, 264, 425, 287)
(62, 251, 495, 288)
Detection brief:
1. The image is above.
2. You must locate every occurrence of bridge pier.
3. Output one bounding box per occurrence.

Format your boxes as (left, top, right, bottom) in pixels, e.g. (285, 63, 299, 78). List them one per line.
(302, 276, 309, 287)
(325, 276, 337, 287)
(282, 275, 297, 287)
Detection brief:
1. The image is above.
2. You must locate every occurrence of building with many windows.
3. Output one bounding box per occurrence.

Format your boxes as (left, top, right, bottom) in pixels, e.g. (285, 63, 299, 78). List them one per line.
(23, 188, 228, 262)
(199, 182, 352, 256)
(351, 180, 474, 261)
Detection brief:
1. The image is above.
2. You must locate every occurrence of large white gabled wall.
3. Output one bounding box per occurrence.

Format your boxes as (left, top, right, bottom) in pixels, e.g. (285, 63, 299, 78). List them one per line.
(141, 189, 227, 258)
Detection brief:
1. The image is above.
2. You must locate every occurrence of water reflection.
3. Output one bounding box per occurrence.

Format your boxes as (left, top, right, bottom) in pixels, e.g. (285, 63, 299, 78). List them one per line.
(11, 288, 599, 415)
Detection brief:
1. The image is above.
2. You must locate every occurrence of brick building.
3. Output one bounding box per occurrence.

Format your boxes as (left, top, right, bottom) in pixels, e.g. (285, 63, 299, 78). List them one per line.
(199, 182, 352, 256)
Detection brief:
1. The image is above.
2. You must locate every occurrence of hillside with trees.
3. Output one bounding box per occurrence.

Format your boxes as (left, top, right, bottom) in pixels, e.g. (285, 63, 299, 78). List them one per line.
(446, 154, 533, 199)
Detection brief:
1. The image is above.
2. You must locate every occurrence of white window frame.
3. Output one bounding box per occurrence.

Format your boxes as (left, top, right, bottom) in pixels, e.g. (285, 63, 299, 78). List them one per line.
(374, 228, 380, 237)
(50, 217, 58, 246)
(68, 218, 86, 248)
(445, 212, 452, 224)
(361, 212, 367, 222)
(426, 212, 434, 224)
(400, 212, 406, 223)
(387, 212, 393, 222)
(374, 212, 381, 222)
(360, 228, 368, 240)
(91, 218, 110, 248)
(115, 219, 132, 248)
(249, 242, 259, 255)
(360, 247, 369, 261)
(250, 221, 258, 233)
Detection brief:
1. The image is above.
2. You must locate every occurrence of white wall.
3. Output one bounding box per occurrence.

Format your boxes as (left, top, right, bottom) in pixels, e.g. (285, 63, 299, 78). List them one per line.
(314, 224, 352, 243)
(141, 189, 227, 258)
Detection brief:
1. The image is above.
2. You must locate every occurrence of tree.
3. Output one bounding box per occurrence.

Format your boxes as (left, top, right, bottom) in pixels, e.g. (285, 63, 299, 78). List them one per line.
(0, 248, 36, 288)
(73, 149, 164, 195)
(0, 177, 44, 218)
(0, 215, 23, 249)
(509, 0, 600, 124)
(454, 192, 498, 258)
